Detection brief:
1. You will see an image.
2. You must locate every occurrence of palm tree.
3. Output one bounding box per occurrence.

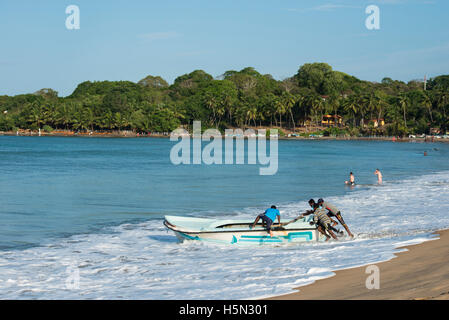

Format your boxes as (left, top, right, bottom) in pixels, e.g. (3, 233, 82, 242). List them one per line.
(245, 106, 258, 127)
(114, 112, 128, 131)
(343, 96, 359, 127)
(373, 92, 387, 123)
(297, 94, 314, 129)
(43, 103, 57, 128)
(257, 107, 265, 127)
(436, 90, 449, 119)
(57, 103, 74, 130)
(83, 107, 95, 132)
(215, 104, 225, 128)
(398, 93, 409, 128)
(282, 92, 296, 131)
(422, 93, 433, 123)
(265, 95, 277, 127)
(293, 95, 305, 126)
(308, 94, 325, 126)
(223, 95, 235, 125)
(327, 94, 340, 116)
(326, 94, 341, 127)
(102, 110, 115, 130)
(205, 94, 223, 128)
(274, 98, 286, 128)
(28, 102, 44, 129)
(71, 107, 85, 131)
(359, 94, 374, 127)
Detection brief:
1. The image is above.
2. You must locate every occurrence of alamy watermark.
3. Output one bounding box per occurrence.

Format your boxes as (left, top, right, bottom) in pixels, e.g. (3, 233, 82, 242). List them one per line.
(65, 262, 80, 290)
(365, 5, 380, 30)
(169, 121, 278, 175)
(365, 265, 380, 289)
(66, 5, 80, 30)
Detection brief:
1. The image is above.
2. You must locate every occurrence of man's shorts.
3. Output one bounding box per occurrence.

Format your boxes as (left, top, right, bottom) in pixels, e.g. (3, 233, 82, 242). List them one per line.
(258, 214, 274, 230)
(327, 211, 346, 225)
(318, 221, 330, 231)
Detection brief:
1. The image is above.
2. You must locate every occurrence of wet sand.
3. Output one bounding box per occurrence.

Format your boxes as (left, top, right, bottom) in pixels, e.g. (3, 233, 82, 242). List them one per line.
(269, 229, 449, 300)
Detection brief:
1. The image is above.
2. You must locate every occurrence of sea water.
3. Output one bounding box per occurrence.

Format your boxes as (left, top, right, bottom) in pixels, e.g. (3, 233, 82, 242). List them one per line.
(0, 136, 448, 299)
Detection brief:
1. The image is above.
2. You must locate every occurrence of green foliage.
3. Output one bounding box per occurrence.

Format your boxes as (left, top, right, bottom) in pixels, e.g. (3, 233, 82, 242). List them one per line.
(171, 70, 214, 98)
(386, 122, 408, 137)
(294, 63, 360, 95)
(428, 75, 449, 91)
(0, 113, 15, 131)
(34, 88, 58, 99)
(138, 75, 169, 89)
(0, 63, 447, 136)
(323, 126, 347, 137)
(266, 129, 285, 137)
(42, 125, 53, 132)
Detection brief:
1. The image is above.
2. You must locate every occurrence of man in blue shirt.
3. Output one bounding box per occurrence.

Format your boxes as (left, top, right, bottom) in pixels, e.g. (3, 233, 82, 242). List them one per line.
(251, 205, 281, 237)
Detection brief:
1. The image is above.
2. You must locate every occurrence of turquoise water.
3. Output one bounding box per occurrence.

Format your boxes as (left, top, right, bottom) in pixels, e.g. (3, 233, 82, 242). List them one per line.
(1, 136, 447, 250)
(1, 136, 449, 299)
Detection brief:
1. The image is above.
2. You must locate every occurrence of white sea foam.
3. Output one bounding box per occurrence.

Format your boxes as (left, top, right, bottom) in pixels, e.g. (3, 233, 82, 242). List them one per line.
(1, 171, 449, 299)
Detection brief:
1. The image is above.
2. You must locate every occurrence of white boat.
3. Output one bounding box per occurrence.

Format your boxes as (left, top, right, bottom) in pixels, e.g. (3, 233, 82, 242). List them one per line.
(163, 215, 324, 244)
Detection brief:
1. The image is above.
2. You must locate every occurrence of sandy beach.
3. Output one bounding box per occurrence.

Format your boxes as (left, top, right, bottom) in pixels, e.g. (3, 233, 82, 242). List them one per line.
(269, 229, 449, 300)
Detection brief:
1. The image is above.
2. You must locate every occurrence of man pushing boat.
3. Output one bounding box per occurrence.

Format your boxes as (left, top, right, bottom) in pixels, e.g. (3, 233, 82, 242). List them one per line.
(295, 199, 339, 241)
(296, 199, 352, 238)
(317, 198, 353, 237)
(305, 202, 339, 241)
(250, 205, 281, 237)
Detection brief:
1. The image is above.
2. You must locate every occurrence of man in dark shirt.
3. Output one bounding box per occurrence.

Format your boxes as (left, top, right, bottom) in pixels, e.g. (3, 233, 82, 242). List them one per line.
(317, 198, 353, 238)
(297, 200, 339, 241)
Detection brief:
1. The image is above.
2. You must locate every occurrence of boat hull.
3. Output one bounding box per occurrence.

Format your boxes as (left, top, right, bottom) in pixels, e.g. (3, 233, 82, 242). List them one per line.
(164, 216, 321, 245)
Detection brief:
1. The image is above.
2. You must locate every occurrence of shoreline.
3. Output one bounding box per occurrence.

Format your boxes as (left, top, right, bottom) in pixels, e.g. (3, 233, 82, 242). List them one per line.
(268, 229, 449, 300)
(1, 131, 448, 143)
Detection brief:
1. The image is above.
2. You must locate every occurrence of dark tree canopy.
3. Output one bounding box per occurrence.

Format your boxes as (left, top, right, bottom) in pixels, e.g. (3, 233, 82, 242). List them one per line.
(0, 63, 448, 136)
(34, 88, 58, 99)
(138, 75, 169, 89)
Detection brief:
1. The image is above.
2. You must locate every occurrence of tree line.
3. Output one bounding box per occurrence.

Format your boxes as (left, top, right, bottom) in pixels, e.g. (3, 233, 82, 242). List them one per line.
(1, 63, 448, 137)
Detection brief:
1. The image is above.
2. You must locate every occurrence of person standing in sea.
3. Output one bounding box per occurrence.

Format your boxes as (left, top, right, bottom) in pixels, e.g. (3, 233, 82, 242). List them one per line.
(374, 169, 383, 184)
(345, 172, 355, 185)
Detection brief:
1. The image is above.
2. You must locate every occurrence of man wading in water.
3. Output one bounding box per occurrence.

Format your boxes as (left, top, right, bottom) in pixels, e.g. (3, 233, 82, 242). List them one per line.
(374, 169, 383, 184)
(345, 172, 355, 186)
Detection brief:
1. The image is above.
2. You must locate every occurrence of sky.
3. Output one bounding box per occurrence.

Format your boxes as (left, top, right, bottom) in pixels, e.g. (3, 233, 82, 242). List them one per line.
(0, 0, 448, 96)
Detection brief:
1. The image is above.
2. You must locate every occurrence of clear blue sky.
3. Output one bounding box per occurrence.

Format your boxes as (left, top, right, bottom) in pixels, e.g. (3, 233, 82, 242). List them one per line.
(1, 0, 448, 96)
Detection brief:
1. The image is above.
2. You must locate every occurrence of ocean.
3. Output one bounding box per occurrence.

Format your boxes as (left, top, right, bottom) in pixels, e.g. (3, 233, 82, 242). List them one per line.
(1, 136, 449, 299)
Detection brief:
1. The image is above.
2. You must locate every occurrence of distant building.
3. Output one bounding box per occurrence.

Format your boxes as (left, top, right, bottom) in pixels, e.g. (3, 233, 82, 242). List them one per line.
(368, 119, 385, 128)
(321, 115, 342, 127)
(430, 127, 440, 135)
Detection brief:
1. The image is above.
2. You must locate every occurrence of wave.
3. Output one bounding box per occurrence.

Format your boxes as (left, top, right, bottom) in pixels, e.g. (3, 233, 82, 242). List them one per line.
(0, 171, 448, 299)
